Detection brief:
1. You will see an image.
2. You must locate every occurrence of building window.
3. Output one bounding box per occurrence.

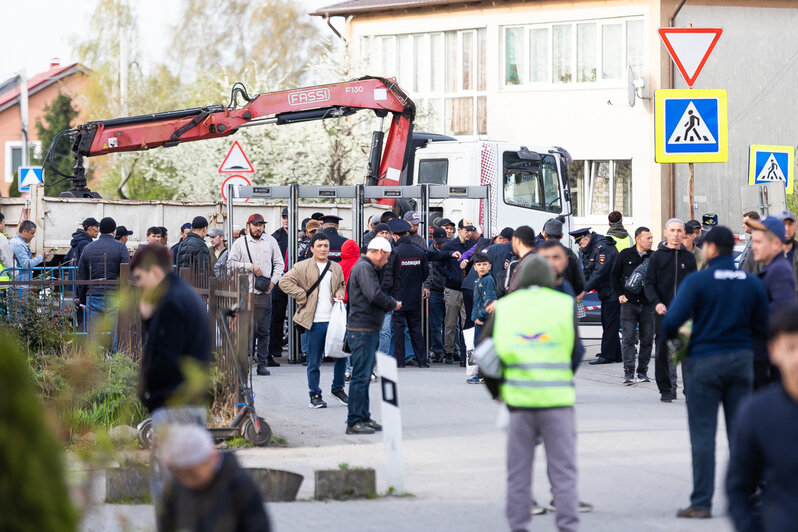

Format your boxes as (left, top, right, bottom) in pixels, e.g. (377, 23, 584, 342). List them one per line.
(362, 27, 487, 136)
(568, 159, 633, 217)
(503, 16, 644, 87)
(4, 141, 41, 185)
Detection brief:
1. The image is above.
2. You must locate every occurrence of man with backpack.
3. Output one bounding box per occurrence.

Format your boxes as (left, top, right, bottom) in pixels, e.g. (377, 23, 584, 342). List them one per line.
(611, 227, 655, 384)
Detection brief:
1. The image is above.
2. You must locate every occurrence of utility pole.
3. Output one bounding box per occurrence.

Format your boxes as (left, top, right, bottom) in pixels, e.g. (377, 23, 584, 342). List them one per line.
(19, 69, 29, 167)
(117, 17, 130, 198)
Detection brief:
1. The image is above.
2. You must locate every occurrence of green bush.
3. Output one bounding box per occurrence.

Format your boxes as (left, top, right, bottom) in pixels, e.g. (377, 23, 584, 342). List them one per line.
(0, 330, 78, 531)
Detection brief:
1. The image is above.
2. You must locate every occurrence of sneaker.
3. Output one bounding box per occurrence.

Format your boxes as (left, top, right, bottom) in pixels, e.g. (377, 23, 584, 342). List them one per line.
(467, 376, 485, 384)
(430, 355, 443, 364)
(676, 506, 711, 519)
(370, 372, 379, 382)
(444, 355, 454, 365)
(266, 357, 280, 367)
(637, 373, 651, 382)
(531, 500, 546, 515)
(346, 421, 375, 435)
(660, 393, 673, 403)
(256, 364, 271, 376)
(546, 499, 594, 513)
(345, 372, 351, 382)
(309, 394, 327, 409)
(363, 419, 382, 431)
(623, 372, 634, 384)
(331, 389, 349, 405)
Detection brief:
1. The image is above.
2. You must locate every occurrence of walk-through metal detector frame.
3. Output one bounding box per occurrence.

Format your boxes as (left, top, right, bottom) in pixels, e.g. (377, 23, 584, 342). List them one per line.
(227, 183, 491, 363)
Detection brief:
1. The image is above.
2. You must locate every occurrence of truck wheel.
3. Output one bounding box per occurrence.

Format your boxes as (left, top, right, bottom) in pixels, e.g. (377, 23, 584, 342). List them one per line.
(242, 417, 272, 446)
(138, 419, 154, 450)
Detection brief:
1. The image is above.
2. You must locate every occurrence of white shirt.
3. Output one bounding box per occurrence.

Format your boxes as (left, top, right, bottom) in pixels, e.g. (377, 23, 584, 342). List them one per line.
(313, 260, 333, 323)
(226, 233, 285, 294)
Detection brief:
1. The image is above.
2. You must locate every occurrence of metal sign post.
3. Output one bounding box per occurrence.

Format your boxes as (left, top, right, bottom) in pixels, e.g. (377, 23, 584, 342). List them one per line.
(377, 351, 404, 493)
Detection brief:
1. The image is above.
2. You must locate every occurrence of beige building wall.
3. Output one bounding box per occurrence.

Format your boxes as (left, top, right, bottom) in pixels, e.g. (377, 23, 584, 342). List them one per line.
(339, 0, 673, 237)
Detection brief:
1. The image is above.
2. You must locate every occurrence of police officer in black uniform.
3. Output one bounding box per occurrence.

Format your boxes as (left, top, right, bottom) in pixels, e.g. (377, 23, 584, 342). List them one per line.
(388, 218, 429, 367)
(570, 227, 622, 364)
(321, 214, 347, 262)
(267, 207, 290, 365)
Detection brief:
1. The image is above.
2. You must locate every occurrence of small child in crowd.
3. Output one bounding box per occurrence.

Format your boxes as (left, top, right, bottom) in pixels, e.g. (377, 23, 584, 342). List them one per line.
(469, 252, 496, 384)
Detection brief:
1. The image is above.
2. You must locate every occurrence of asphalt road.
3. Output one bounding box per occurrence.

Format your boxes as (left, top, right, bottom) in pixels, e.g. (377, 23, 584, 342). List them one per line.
(81, 340, 737, 532)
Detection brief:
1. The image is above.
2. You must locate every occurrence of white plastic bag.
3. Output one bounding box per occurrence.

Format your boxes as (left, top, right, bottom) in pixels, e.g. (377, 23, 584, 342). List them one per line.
(324, 300, 348, 358)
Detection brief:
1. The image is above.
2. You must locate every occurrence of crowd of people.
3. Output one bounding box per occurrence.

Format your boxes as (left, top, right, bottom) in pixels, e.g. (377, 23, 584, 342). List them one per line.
(3, 203, 797, 531)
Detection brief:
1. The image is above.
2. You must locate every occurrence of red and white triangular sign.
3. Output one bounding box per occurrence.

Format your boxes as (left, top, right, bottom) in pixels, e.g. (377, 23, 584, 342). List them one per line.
(219, 140, 254, 173)
(658, 28, 722, 87)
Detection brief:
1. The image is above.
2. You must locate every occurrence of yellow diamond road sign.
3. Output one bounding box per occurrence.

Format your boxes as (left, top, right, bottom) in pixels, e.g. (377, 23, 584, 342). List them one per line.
(655, 89, 728, 163)
(749, 145, 794, 195)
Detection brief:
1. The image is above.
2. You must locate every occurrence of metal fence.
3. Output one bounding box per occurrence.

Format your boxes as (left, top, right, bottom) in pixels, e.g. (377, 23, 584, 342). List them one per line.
(0, 261, 253, 419)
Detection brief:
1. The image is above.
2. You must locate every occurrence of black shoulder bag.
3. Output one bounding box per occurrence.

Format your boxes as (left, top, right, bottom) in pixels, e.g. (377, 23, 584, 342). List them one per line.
(243, 237, 271, 292)
(294, 261, 332, 333)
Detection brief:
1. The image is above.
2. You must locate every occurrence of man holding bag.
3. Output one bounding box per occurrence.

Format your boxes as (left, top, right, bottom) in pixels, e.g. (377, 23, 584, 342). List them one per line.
(279, 232, 346, 409)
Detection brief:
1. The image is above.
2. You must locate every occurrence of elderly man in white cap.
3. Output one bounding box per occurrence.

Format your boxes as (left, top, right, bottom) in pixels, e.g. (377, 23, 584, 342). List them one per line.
(158, 424, 270, 531)
(344, 236, 401, 435)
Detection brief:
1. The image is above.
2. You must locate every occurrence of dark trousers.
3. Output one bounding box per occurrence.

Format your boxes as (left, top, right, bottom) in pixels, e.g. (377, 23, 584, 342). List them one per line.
(392, 309, 426, 366)
(268, 282, 288, 358)
(347, 330, 379, 426)
(428, 291, 445, 358)
(684, 350, 753, 510)
(599, 296, 622, 362)
(462, 288, 475, 329)
(654, 313, 678, 395)
(253, 293, 272, 365)
(620, 302, 654, 374)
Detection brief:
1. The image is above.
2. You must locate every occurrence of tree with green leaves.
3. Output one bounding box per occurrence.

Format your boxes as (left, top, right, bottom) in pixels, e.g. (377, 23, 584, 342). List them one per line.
(33, 92, 79, 196)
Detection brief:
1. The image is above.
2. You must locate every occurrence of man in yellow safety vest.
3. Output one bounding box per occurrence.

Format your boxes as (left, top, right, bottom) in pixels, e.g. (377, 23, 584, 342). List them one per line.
(476, 255, 583, 532)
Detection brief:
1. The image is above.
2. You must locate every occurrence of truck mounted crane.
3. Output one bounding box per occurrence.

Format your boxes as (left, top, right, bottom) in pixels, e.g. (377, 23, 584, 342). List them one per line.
(46, 76, 415, 201)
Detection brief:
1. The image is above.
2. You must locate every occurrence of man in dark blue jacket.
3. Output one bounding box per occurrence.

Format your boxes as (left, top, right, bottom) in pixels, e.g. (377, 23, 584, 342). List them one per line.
(663, 226, 768, 520)
(573, 228, 621, 364)
(440, 219, 476, 364)
(321, 214, 347, 262)
(748, 215, 797, 387)
(176, 216, 210, 276)
(77, 217, 130, 350)
(389, 219, 429, 367)
(64, 217, 98, 266)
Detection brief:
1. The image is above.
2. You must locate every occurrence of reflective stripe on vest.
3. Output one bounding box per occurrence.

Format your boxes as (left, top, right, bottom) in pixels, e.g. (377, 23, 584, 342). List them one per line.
(494, 287, 575, 408)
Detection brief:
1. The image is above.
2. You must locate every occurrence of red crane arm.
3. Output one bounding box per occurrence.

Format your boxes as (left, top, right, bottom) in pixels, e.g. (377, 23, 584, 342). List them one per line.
(69, 76, 415, 192)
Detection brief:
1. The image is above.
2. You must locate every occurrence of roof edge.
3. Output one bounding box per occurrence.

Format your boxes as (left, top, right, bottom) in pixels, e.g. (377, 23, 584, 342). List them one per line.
(310, 0, 485, 17)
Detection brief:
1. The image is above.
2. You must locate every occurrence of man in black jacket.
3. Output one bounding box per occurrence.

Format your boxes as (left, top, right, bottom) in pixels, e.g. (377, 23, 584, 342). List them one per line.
(77, 217, 130, 349)
(176, 216, 210, 276)
(573, 228, 621, 364)
(440, 219, 477, 364)
(425, 227, 450, 363)
(643, 218, 698, 402)
(321, 214, 347, 262)
(268, 208, 290, 366)
(611, 227, 655, 383)
(541, 218, 585, 295)
(64, 217, 98, 266)
(171, 222, 191, 265)
(390, 219, 429, 367)
(346, 237, 400, 435)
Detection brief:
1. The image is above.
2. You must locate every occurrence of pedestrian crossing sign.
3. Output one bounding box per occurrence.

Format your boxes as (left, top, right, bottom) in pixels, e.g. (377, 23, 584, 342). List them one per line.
(655, 89, 728, 163)
(748, 145, 794, 195)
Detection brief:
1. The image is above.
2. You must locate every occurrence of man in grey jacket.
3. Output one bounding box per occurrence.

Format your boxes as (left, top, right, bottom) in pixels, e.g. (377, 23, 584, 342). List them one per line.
(345, 237, 401, 435)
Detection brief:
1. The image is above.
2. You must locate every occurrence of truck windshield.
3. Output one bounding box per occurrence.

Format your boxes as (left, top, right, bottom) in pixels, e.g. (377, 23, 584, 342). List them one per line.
(418, 159, 449, 185)
(502, 152, 561, 213)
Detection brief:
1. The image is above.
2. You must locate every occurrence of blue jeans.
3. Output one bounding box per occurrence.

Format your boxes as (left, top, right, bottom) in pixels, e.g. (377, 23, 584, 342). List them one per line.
(89, 294, 118, 352)
(428, 291, 446, 357)
(301, 330, 309, 356)
(347, 330, 379, 426)
(684, 349, 753, 510)
(379, 311, 393, 354)
(306, 321, 346, 398)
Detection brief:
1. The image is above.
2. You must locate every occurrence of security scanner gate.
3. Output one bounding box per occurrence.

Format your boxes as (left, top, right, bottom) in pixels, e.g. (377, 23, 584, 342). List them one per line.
(226, 183, 491, 363)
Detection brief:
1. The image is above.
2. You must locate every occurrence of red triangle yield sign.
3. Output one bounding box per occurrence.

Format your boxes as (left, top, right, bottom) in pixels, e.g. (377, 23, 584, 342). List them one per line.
(219, 140, 254, 173)
(659, 28, 722, 88)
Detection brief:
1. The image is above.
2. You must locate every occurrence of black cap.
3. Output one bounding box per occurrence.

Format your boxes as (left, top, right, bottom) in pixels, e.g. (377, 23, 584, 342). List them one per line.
(99, 217, 116, 234)
(311, 212, 325, 221)
(115, 226, 133, 239)
(82, 217, 99, 230)
(192, 216, 208, 229)
(281, 207, 288, 217)
(702, 213, 719, 226)
(374, 223, 391, 234)
(437, 218, 454, 228)
(320, 214, 343, 224)
(301, 217, 310, 231)
(568, 227, 591, 242)
(685, 220, 702, 233)
(701, 226, 734, 252)
(458, 218, 476, 231)
(500, 227, 514, 240)
(432, 227, 448, 243)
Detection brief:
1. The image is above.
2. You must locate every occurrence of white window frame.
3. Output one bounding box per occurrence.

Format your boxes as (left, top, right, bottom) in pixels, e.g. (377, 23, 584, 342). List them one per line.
(4, 140, 42, 184)
(501, 16, 645, 90)
(571, 158, 633, 220)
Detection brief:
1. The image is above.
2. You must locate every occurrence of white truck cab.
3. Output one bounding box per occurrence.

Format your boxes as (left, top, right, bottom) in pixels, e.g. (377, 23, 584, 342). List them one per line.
(409, 138, 573, 238)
